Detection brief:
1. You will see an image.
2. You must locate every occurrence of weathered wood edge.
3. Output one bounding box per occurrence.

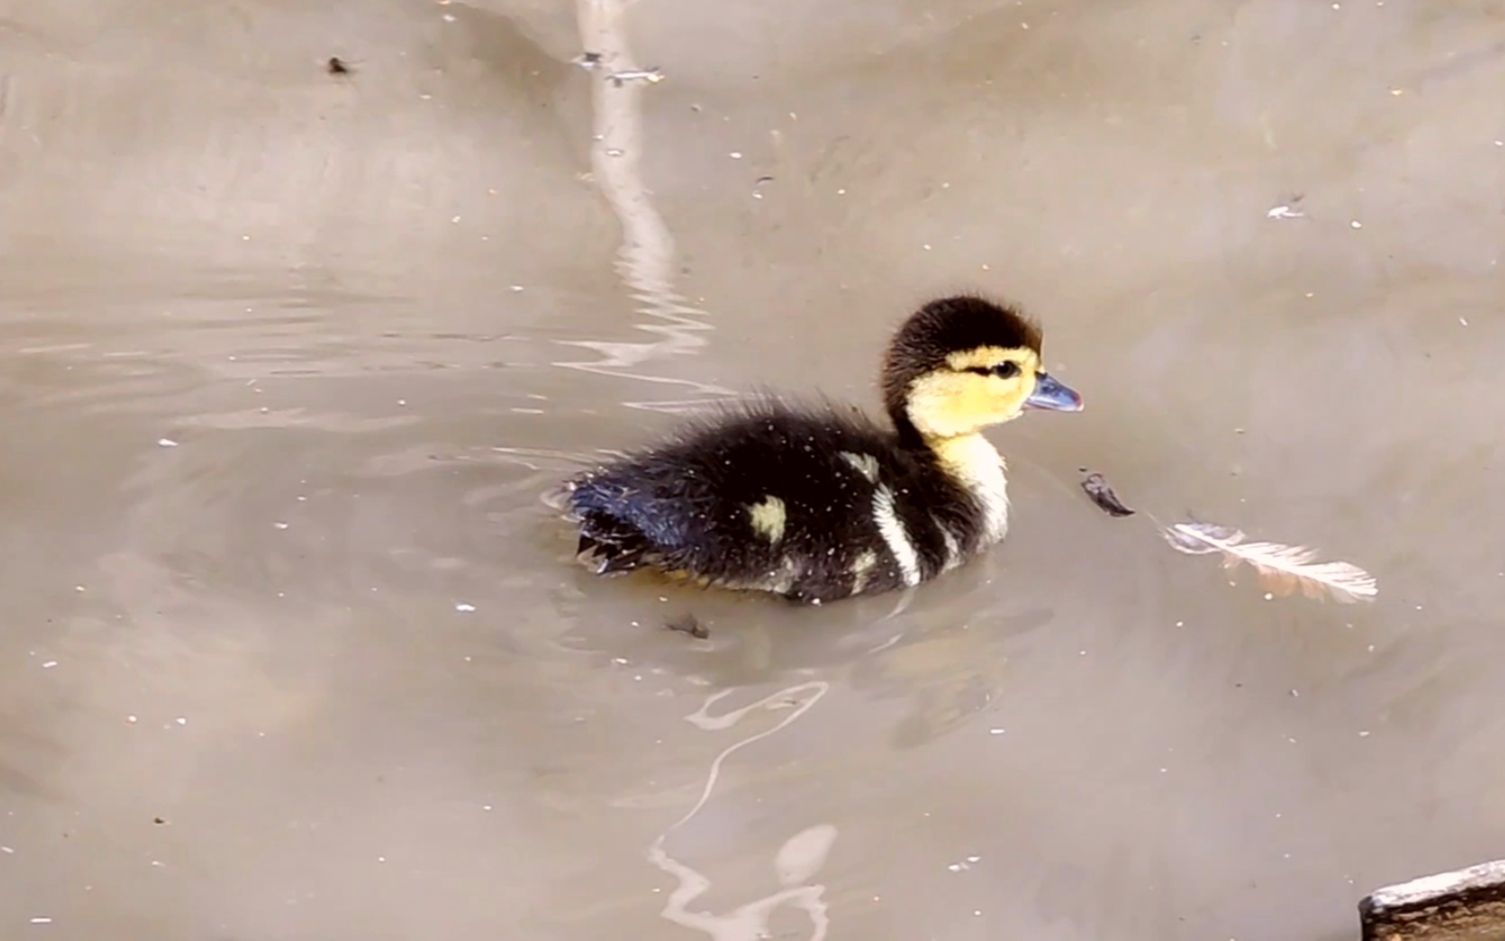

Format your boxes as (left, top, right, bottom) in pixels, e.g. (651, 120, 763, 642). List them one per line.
(1360, 858, 1505, 940)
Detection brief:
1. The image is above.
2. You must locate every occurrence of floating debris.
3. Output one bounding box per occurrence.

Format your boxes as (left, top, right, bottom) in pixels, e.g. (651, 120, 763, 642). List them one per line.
(1079, 469, 1136, 517)
(454, 603, 477, 613)
(665, 614, 708, 640)
(327, 56, 351, 75)
(607, 67, 664, 87)
(573, 51, 603, 71)
(156, 438, 179, 448)
(1162, 520, 1377, 602)
(1266, 204, 1305, 220)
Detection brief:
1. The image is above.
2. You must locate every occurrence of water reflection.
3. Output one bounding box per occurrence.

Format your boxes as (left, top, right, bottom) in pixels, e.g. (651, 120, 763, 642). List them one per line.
(558, 0, 731, 413)
(648, 682, 834, 940)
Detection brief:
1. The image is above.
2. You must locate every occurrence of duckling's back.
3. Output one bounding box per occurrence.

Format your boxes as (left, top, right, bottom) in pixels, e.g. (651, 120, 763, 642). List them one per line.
(567, 401, 983, 604)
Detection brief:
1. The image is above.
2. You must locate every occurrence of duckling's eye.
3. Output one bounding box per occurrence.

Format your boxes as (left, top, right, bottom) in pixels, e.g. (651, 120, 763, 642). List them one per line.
(966, 362, 1021, 379)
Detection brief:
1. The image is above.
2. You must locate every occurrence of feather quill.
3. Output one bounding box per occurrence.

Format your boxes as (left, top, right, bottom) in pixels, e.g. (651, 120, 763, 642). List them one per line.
(1161, 521, 1378, 603)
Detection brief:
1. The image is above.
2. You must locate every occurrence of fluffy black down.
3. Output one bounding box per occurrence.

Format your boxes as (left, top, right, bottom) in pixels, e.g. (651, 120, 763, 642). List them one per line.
(566, 399, 984, 604)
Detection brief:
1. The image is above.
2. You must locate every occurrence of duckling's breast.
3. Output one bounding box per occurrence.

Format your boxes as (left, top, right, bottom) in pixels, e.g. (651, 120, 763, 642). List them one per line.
(928, 433, 1009, 545)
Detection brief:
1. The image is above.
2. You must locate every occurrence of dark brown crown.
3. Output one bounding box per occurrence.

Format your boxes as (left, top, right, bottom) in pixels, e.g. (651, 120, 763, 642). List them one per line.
(881, 295, 1043, 440)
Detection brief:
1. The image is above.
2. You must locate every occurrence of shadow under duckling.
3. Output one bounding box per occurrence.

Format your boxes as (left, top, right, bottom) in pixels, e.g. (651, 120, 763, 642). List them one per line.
(564, 295, 1082, 605)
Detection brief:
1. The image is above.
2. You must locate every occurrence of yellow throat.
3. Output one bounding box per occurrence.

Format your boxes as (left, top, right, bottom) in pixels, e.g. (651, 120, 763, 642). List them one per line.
(929, 432, 1009, 545)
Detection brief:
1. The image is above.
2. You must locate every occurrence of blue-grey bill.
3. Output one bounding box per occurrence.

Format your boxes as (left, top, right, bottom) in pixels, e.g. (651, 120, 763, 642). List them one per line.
(1025, 373, 1083, 412)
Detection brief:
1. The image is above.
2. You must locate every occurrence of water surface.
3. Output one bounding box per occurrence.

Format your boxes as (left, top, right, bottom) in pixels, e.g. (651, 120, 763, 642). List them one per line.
(3, 2, 1505, 939)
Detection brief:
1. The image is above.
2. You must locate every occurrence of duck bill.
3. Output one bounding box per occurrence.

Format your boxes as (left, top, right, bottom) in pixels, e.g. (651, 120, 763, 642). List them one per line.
(1025, 373, 1083, 412)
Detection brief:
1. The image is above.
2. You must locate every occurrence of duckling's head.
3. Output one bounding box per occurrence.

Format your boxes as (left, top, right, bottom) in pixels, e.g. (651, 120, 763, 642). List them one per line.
(882, 295, 1082, 441)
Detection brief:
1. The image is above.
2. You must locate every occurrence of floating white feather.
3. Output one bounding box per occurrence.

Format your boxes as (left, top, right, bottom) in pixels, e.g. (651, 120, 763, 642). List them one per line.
(1161, 521, 1378, 603)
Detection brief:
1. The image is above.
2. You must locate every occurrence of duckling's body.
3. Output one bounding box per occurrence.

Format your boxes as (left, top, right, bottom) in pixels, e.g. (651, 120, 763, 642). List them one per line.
(565, 296, 1080, 604)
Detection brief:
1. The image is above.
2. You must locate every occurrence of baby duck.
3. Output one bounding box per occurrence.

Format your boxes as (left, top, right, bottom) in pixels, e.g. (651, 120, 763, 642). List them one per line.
(565, 295, 1082, 604)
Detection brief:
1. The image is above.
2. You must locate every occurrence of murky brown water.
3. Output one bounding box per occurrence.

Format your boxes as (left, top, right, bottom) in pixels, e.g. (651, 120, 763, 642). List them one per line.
(4, 2, 1505, 939)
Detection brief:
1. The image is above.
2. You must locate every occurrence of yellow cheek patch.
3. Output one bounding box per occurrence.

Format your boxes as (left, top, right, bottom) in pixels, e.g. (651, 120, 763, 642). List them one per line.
(907, 353, 1042, 439)
(944, 346, 1040, 374)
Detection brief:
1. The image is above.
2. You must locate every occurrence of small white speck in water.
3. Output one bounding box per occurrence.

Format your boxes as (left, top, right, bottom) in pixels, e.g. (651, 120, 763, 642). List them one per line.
(1358, 730, 1372, 738)
(454, 603, 476, 613)
(174, 717, 187, 726)
(29, 917, 52, 924)
(126, 715, 137, 724)
(510, 285, 525, 292)
(729, 151, 743, 159)
(1350, 219, 1363, 229)
(273, 522, 289, 530)
(157, 438, 179, 448)
(1460, 317, 1470, 326)
(989, 728, 1005, 735)
(41, 661, 57, 669)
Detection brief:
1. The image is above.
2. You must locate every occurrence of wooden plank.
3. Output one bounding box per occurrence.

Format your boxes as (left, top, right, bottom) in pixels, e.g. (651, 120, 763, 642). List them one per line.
(1360, 859, 1505, 940)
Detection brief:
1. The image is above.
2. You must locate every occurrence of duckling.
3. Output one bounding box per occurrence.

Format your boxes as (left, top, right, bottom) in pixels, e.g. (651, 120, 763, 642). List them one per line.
(564, 295, 1082, 604)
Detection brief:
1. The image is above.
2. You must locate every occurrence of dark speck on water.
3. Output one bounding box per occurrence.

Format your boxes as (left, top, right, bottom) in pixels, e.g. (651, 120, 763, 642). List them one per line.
(327, 57, 350, 75)
(666, 614, 709, 639)
(1079, 468, 1136, 518)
